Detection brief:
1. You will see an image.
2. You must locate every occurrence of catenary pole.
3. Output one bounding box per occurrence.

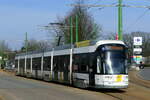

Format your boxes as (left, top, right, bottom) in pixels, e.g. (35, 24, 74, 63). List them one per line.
(76, 15, 78, 43)
(118, 0, 123, 40)
(25, 32, 28, 53)
(70, 17, 73, 45)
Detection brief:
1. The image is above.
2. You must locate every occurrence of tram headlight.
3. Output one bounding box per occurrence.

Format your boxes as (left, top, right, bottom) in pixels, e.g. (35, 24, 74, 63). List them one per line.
(124, 76, 128, 81)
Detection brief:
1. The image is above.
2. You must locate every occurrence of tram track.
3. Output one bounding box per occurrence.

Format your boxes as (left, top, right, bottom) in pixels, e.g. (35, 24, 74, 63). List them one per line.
(89, 87, 138, 100)
(1, 70, 150, 100)
(104, 93, 135, 100)
(129, 71, 150, 89)
(105, 94, 122, 100)
(102, 92, 124, 100)
(0, 70, 127, 100)
(100, 89, 140, 100)
(130, 80, 150, 89)
(95, 70, 150, 100)
(98, 85, 149, 100)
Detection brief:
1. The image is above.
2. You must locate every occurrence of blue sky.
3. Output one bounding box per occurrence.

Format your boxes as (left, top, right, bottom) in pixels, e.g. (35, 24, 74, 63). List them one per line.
(0, 0, 150, 50)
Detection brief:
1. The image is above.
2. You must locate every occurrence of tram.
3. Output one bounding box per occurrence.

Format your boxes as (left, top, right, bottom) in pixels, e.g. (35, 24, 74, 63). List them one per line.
(15, 40, 128, 89)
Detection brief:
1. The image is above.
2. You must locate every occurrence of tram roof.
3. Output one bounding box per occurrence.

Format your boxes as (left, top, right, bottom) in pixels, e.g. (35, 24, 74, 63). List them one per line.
(96, 40, 125, 47)
(16, 40, 125, 57)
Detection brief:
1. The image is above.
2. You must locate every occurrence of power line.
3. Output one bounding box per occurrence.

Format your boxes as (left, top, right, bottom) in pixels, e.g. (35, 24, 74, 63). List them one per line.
(97, 2, 118, 11)
(70, 0, 150, 39)
(139, 0, 150, 2)
(88, 2, 118, 14)
(125, 9, 150, 32)
(70, 4, 150, 9)
(113, 0, 150, 2)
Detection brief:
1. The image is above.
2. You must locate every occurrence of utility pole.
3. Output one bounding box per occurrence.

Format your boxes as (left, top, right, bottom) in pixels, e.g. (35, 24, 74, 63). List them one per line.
(70, 17, 73, 45)
(25, 32, 28, 53)
(118, 0, 123, 40)
(25, 32, 28, 74)
(76, 15, 79, 43)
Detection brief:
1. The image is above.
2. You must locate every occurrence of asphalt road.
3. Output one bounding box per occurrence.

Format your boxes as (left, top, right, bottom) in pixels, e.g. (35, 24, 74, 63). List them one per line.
(139, 67, 150, 80)
(0, 71, 116, 100)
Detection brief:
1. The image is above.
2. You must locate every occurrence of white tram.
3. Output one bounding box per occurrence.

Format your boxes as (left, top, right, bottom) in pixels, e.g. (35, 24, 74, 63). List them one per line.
(15, 40, 128, 89)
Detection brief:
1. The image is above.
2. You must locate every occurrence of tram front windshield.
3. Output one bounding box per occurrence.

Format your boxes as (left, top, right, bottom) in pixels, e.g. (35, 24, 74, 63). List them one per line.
(102, 45, 127, 74)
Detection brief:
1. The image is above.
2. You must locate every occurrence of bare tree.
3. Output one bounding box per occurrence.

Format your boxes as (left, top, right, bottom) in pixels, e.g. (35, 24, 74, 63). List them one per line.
(47, 0, 102, 45)
(21, 39, 51, 52)
(0, 40, 11, 68)
(0, 40, 11, 58)
(0, 40, 10, 52)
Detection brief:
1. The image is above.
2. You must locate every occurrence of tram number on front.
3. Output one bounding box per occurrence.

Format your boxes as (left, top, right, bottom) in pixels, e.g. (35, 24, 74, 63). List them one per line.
(116, 75, 122, 82)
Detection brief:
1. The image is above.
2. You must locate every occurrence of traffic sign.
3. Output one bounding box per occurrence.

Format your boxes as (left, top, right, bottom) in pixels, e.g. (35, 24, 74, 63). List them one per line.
(133, 37, 142, 45)
(133, 48, 142, 54)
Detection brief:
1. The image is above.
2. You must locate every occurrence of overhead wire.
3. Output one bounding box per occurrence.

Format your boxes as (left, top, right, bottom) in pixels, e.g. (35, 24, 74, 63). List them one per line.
(138, 0, 150, 2)
(87, 1, 118, 14)
(87, 0, 102, 9)
(85, 0, 150, 32)
(125, 9, 150, 32)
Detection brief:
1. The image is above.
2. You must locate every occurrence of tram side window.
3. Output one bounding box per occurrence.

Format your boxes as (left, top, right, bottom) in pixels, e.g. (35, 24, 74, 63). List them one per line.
(53, 55, 70, 72)
(73, 55, 80, 72)
(32, 57, 41, 70)
(43, 56, 51, 71)
(59, 56, 64, 72)
(55, 56, 62, 72)
(80, 54, 89, 73)
(32, 58, 36, 70)
(74, 54, 89, 73)
(57, 56, 60, 72)
(15, 60, 18, 68)
(56, 55, 69, 72)
(27, 58, 31, 69)
(20, 59, 25, 68)
(64, 55, 70, 72)
(53, 56, 58, 72)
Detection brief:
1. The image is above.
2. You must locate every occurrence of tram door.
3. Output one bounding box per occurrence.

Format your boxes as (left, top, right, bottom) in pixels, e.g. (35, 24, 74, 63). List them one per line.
(63, 55, 69, 83)
(53, 56, 58, 81)
(33, 58, 41, 79)
(89, 67, 95, 86)
(89, 53, 96, 86)
(35, 64, 38, 78)
(20, 59, 25, 76)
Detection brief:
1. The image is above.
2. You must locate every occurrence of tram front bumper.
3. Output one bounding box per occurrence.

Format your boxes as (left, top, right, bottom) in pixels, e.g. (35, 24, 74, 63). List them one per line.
(94, 81, 128, 89)
(94, 84, 128, 89)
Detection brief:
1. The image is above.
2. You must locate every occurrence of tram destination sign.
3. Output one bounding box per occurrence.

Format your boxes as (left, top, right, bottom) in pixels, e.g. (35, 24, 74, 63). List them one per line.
(105, 46, 123, 50)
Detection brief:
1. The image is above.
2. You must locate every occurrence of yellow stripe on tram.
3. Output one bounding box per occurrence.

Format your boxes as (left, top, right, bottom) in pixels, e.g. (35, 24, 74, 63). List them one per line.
(116, 75, 123, 82)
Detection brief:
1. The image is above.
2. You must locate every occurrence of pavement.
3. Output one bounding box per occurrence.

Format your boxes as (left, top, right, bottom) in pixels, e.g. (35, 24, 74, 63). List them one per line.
(0, 70, 150, 100)
(138, 67, 150, 81)
(0, 71, 116, 100)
